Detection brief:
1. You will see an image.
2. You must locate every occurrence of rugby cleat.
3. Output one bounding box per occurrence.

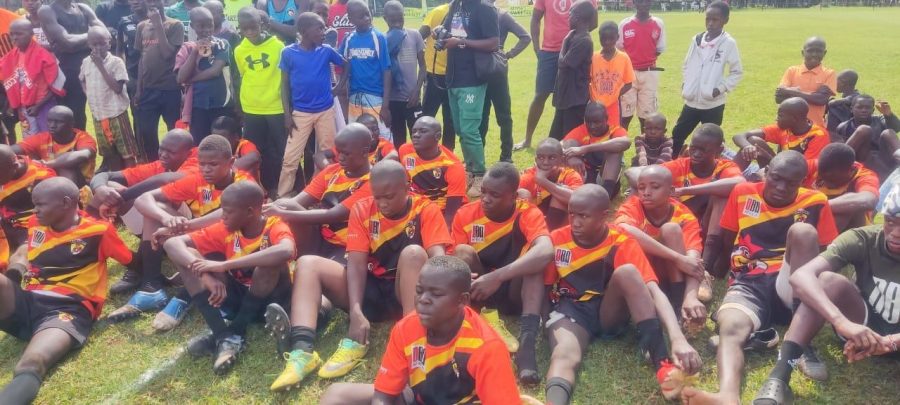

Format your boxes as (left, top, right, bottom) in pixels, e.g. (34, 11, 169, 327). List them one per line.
(481, 308, 519, 353)
(318, 338, 367, 378)
(270, 350, 323, 391)
(109, 268, 142, 295)
(107, 290, 168, 322)
(187, 333, 216, 358)
(264, 303, 292, 358)
(213, 335, 245, 375)
(151, 297, 190, 332)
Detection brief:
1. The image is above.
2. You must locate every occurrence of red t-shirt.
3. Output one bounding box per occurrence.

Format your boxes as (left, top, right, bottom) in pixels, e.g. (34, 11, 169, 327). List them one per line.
(328, 2, 354, 50)
(451, 199, 550, 270)
(18, 129, 97, 180)
(398, 143, 466, 211)
(614, 196, 703, 253)
(189, 216, 295, 286)
(617, 16, 665, 70)
(160, 169, 256, 217)
(533, 0, 597, 52)
(303, 163, 372, 246)
(762, 123, 830, 161)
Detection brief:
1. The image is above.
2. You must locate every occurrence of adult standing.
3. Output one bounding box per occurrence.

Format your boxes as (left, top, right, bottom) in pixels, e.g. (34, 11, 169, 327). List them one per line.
(0, 8, 19, 143)
(134, 0, 184, 161)
(617, 0, 665, 131)
(39, 0, 104, 131)
(441, 0, 499, 198)
(419, 3, 455, 149)
(256, 0, 303, 44)
(116, 0, 148, 101)
(480, 3, 530, 163)
(95, 0, 132, 46)
(21, 0, 50, 48)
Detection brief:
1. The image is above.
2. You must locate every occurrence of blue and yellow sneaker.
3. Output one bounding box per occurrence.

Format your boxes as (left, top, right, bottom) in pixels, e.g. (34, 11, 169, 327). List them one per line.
(318, 338, 367, 379)
(270, 350, 323, 391)
(107, 289, 168, 322)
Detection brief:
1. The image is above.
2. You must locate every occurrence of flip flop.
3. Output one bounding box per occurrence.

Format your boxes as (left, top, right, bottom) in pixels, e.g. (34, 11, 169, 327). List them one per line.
(752, 377, 794, 405)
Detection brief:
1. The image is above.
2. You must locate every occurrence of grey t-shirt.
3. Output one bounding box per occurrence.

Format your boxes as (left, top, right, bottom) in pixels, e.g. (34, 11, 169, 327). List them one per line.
(388, 28, 424, 102)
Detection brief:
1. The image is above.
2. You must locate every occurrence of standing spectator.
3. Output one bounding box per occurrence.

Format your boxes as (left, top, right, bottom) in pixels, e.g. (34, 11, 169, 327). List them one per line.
(39, 0, 104, 131)
(0, 7, 20, 143)
(165, 0, 203, 40)
(480, 0, 530, 163)
(115, 0, 148, 101)
(204, 0, 240, 117)
(618, 0, 666, 131)
(328, 0, 353, 50)
(419, 3, 455, 149)
(95, 0, 132, 46)
(21, 0, 49, 48)
(339, 0, 392, 141)
(670, 1, 742, 155)
(235, 7, 286, 197)
(174, 7, 232, 144)
(550, 1, 597, 140)
(776, 37, 836, 128)
(589, 21, 633, 129)
(134, 0, 185, 161)
(257, 0, 302, 44)
(383, 1, 424, 149)
(441, 0, 500, 198)
(516, 0, 594, 151)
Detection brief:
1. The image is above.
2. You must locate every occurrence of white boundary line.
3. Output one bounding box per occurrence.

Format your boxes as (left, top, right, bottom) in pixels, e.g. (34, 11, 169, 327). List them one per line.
(100, 347, 186, 405)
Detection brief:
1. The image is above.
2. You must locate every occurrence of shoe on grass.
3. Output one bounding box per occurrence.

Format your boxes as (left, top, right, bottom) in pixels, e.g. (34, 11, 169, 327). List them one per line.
(481, 308, 518, 353)
(108, 290, 168, 323)
(213, 335, 245, 375)
(318, 338, 367, 379)
(752, 377, 794, 405)
(270, 350, 323, 391)
(151, 297, 190, 332)
(187, 333, 216, 358)
(797, 346, 828, 382)
(264, 303, 292, 358)
(109, 268, 142, 295)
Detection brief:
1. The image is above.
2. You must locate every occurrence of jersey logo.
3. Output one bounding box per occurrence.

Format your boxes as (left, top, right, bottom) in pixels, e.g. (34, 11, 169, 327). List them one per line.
(470, 224, 485, 243)
(244, 52, 271, 70)
(233, 237, 242, 254)
(404, 221, 416, 239)
(555, 248, 572, 267)
(742, 198, 762, 218)
(57, 312, 74, 322)
(260, 235, 270, 250)
(410, 344, 426, 371)
(201, 188, 213, 204)
(370, 220, 381, 238)
(869, 275, 900, 324)
(405, 157, 416, 170)
(793, 208, 810, 223)
(30, 229, 45, 248)
(432, 167, 442, 179)
(623, 28, 635, 39)
(70, 239, 86, 255)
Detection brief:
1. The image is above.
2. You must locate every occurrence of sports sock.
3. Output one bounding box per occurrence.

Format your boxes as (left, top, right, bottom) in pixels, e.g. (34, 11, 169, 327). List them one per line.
(545, 377, 573, 405)
(546, 207, 567, 230)
(701, 234, 722, 276)
(601, 179, 619, 199)
(290, 326, 316, 353)
(175, 287, 191, 303)
(0, 371, 42, 405)
(229, 294, 266, 337)
(668, 282, 686, 319)
(515, 314, 540, 382)
(139, 240, 164, 292)
(636, 318, 669, 369)
(769, 340, 803, 384)
(194, 291, 230, 339)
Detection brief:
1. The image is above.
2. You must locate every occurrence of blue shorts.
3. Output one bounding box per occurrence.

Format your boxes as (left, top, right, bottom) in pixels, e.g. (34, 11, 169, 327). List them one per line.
(536, 50, 560, 94)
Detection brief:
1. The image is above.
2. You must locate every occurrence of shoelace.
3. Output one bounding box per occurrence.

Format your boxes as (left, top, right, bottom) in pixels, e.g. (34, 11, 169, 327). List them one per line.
(284, 351, 309, 372)
(330, 339, 362, 363)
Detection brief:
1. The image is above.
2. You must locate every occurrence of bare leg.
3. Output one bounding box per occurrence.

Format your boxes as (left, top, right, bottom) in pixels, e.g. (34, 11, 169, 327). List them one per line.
(846, 125, 874, 162)
(544, 318, 591, 404)
(784, 272, 867, 346)
(0, 272, 16, 320)
(599, 265, 657, 329)
(0, 328, 75, 403)
(702, 196, 729, 279)
(320, 383, 376, 405)
(453, 244, 487, 276)
(290, 255, 351, 329)
(516, 92, 552, 151)
(682, 308, 753, 405)
(599, 152, 624, 185)
(395, 244, 427, 315)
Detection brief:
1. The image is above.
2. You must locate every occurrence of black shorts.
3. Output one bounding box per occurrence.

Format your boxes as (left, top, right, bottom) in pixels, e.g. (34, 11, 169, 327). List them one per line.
(361, 274, 403, 323)
(477, 280, 522, 316)
(218, 273, 292, 321)
(320, 241, 348, 266)
(718, 274, 792, 331)
(832, 302, 900, 345)
(548, 297, 628, 339)
(0, 285, 93, 347)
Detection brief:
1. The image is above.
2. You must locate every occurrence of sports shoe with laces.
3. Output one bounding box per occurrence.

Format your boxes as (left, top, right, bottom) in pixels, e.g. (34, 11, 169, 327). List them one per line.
(318, 338, 367, 378)
(108, 290, 168, 322)
(798, 345, 828, 382)
(270, 350, 323, 391)
(151, 297, 190, 332)
(109, 268, 142, 295)
(213, 335, 245, 374)
(264, 303, 292, 357)
(481, 308, 518, 353)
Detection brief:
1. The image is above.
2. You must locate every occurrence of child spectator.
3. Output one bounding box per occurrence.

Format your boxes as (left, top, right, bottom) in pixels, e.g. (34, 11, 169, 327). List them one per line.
(562, 102, 631, 197)
(549, 0, 596, 140)
(826, 69, 859, 133)
(256, 0, 301, 44)
(278, 12, 345, 198)
(776, 36, 835, 128)
(175, 7, 232, 145)
(617, 0, 666, 131)
(339, 0, 392, 141)
(632, 113, 673, 166)
(518, 138, 583, 230)
(328, 0, 354, 50)
(0, 19, 64, 138)
(314, 113, 397, 170)
(383, 1, 425, 148)
(589, 20, 634, 129)
(839, 95, 900, 182)
(80, 26, 140, 171)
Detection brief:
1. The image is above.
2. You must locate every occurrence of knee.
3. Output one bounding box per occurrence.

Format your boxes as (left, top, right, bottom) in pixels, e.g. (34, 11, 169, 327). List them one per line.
(15, 355, 49, 378)
(855, 124, 873, 138)
(453, 244, 476, 260)
(718, 313, 753, 342)
(611, 264, 643, 287)
(294, 255, 322, 281)
(399, 244, 428, 269)
(879, 129, 897, 143)
(817, 271, 854, 295)
(319, 384, 348, 405)
(659, 222, 684, 243)
(550, 346, 582, 371)
(787, 222, 818, 243)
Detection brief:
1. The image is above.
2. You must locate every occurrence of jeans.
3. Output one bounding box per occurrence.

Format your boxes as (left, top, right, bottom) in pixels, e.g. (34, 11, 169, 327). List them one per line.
(422, 73, 456, 150)
(480, 72, 513, 162)
(189, 106, 231, 145)
(135, 88, 181, 161)
(389, 100, 419, 148)
(448, 84, 487, 176)
(671, 104, 726, 155)
(243, 113, 287, 193)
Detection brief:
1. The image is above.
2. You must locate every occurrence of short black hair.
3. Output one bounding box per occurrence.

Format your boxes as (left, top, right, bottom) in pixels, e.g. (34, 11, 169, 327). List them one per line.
(211, 116, 240, 137)
(572, 0, 597, 21)
(853, 93, 875, 106)
(486, 162, 520, 188)
(237, 6, 261, 22)
(838, 70, 858, 87)
(693, 123, 725, 144)
(346, 0, 369, 13)
(707, 0, 730, 19)
(221, 180, 265, 208)
(422, 255, 472, 293)
(296, 11, 324, 32)
(819, 143, 856, 170)
(198, 134, 233, 159)
(536, 138, 563, 155)
(599, 20, 618, 33)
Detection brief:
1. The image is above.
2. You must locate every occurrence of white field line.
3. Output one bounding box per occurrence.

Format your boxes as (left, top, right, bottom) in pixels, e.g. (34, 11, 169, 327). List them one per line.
(101, 347, 186, 405)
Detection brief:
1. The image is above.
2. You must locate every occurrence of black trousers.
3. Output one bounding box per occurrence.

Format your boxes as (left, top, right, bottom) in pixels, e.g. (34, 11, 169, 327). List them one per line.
(243, 113, 287, 192)
(480, 72, 513, 162)
(189, 106, 231, 145)
(61, 74, 88, 130)
(550, 104, 586, 140)
(671, 104, 726, 155)
(389, 100, 419, 148)
(135, 88, 181, 161)
(421, 73, 456, 150)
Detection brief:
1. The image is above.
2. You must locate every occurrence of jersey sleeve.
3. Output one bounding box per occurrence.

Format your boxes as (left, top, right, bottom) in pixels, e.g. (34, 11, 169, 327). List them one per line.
(445, 161, 467, 198)
(762, 125, 783, 145)
(160, 173, 200, 204)
(268, 221, 296, 259)
(470, 339, 520, 404)
(373, 321, 410, 396)
(562, 169, 584, 189)
(717, 160, 743, 179)
(328, 46, 344, 67)
(661, 159, 687, 183)
(804, 132, 829, 159)
(451, 207, 469, 246)
(75, 132, 97, 152)
(518, 169, 536, 192)
(855, 168, 881, 197)
(378, 34, 391, 70)
(99, 222, 133, 265)
(613, 197, 642, 227)
(188, 223, 229, 257)
(419, 201, 453, 250)
(611, 126, 628, 138)
(278, 46, 292, 72)
(719, 185, 742, 233)
(778, 66, 794, 87)
(121, 162, 160, 185)
(815, 201, 839, 246)
(302, 167, 331, 201)
(819, 228, 864, 270)
(16, 134, 42, 157)
(238, 140, 260, 155)
(520, 205, 551, 245)
(681, 215, 704, 253)
(613, 237, 658, 284)
(344, 200, 372, 254)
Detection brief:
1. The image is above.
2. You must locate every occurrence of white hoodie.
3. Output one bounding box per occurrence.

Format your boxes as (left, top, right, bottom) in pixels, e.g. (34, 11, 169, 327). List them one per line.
(680, 31, 743, 110)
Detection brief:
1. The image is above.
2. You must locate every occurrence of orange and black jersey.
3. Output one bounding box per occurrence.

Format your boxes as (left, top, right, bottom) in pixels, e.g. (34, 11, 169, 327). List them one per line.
(120, 147, 199, 186)
(452, 200, 550, 271)
(25, 213, 132, 319)
(374, 306, 520, 404)
(397, 143, 467, 211)
(804, 160, 880, 200)
(614, 196, 704, 253)
(762, 123, 829, 161)
(662, 157, 743, 217)
(0, 157, 55, 228)
(160, 169, 255, 217)
(518, 166, 584, 212)
(332, 138, 395, 166)
(546, 225, 657, 301)
(721, 182, 839, 279)
(303, 163, 373, 246)
(189, 216, 295, 286)
(346, 195, 452, 278)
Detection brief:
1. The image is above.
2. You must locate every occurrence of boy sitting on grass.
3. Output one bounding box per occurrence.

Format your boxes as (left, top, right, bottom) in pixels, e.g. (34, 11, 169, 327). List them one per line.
(732, 97, 829, 171)
(210, 116, 261, 180)
(825, 69, 859, 133)
(804, 143, 880, 232)
(632, 113, 673, 167)
(315, 113, 398, 170)
(518, 138, 584, 230)
(12, 105, 97, 188)
(562, 102, 631, 197)
(398, 116, 466, 225)
(163, 181, 295, 375)
(543, 185, 697, 405)
(836, 94, 900, 182)
(0, 145, 56, 272)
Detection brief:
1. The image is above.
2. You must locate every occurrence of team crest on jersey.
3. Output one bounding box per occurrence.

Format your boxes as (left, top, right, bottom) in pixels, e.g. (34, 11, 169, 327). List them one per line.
(57, 312, 74, 322)
(370, 220, 381, 238)
(405, 221, 416, 239)
(742, 197, 762, 218)
(470, 224, 485, 243)
(201, 188, 214, 204)
(232, 237, 243, 254)
(260, 235, 270, 250)
(405, 157, 416, 170)
(70, 239, 86, 255)
(432, 168, 442, 179)
(731, 245, 751, 269)
(30, 230, 45, 248)
(793, 208, 810, 223)
(410, 345, 426, 371)
(350, 180, 362, 193)
(682, 178, 691, 188)
(555, 248, 572, 267)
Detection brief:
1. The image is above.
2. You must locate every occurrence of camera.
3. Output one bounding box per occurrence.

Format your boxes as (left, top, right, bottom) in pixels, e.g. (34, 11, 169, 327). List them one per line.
(433, 26, 452, 50)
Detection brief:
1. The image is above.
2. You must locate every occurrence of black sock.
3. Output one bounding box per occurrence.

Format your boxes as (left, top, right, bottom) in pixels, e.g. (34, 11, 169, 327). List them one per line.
(601, 179, 619, 199)
(668, 282, 686, 319)
(290, 326, 316, 353)
(545, 377, 573, 405)
(175, 288, 191, 302)
(546, 207, 567, 230)
(636, 318, 669, 369)
(194, 291, 230, 339)
(516, 314, 540, 379)
(139, 240, 164, 291)
(702, 234, 722, 277)
(0, 371, 42, 405)
(229, 294, 266, 337)
(769, 340, 804, 384)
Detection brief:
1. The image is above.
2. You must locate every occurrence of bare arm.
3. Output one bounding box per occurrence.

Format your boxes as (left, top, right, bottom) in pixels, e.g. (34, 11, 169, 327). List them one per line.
(790, 257, 845, 326)
(120, 171, 188, 201)
(569, 137, 631, 155)
(372, 391, 397, 405)
(732, 129, 765, 150)
(502, 12, 531, 59)
(777, 85, 833, 107)
(163, 234, 203, 267)
(678, 177, 744, 197)
(618, 223, 704, 279)
(443, 197, 463, 227)
(46, 149, 93, 171)
(38, 5, 90, 50)
(534, 173, 575, 205)
(201, 238, 295, 272)
(234, 151, 261, 172)
(529, 10, 543, 55)
(828, 191, 878, 214)
(648, 282, 701, 375)
(134, 189, 180, 223)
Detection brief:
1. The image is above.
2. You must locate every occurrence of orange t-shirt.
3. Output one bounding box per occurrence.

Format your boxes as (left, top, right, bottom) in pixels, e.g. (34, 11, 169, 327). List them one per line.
(779, 64, 837, 127)
(398, 143, 466, 211)
(720, 182, 838, 279)
(762, 123, 830, 161)
(0, 157, 55, 227)
(563, 124, 628, 172)
(346, 195, 452, 278)
(614, 196, 703, 253)
(662, 157, 743, 218)
(0, 9, 18, 57)
(189, 216, 295, 286)
(589, 50, 635, 126)
(451, 199, 550, 271)
(374, 306, 520, 404)
(18, 129, 97, 180)
(518, 166, 583, 212)
(160, 169, 255, 217)
(303, 163, 373, 246)
(121, 147, 199, 185)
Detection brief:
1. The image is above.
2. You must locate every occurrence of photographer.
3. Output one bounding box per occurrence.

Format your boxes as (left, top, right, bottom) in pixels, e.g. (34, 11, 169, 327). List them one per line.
(438, 0, 499, 199)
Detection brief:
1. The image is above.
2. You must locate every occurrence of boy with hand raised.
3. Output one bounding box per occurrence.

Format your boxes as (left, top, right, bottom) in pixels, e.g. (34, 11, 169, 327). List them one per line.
(775, 37, 835, 128)
(733, 97, 829, 170)
(837, 94, 900, 182)
(518, 138, 584, 230)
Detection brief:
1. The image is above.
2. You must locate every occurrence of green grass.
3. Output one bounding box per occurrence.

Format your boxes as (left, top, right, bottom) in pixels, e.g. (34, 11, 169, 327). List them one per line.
(3, 7, 900, 404)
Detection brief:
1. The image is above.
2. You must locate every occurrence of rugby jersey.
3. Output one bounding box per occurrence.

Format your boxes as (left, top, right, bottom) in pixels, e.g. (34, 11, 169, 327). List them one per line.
(25, 213, 132, 319)
(518, 166, 584, 212)
(189, 216, 295, 286)
(662, 157, 743, 217)
(562, 123, 628, 171)
(614, 195, 703, 253)
(120, 147, 199, 185)
(398, 143, 466, 211)
(374, 306, 520, 404)
(451, 199, 550, 271)
(762, 123, 829, 161)
(234, 138, 261, 180)
(332, 138, 395, 166)
(0, 157, 55, 227)
(160, 169, 255, 217)
(720, 182, 838, 279)
(17, 129, 97, 181)
(803, 160, 880, 200)
(303, 163, 372, 246)
(346, 195, 452, 278)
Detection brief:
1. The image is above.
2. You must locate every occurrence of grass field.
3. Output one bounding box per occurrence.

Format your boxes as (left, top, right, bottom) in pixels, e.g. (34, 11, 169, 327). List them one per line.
(2, 6, 900, 404)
